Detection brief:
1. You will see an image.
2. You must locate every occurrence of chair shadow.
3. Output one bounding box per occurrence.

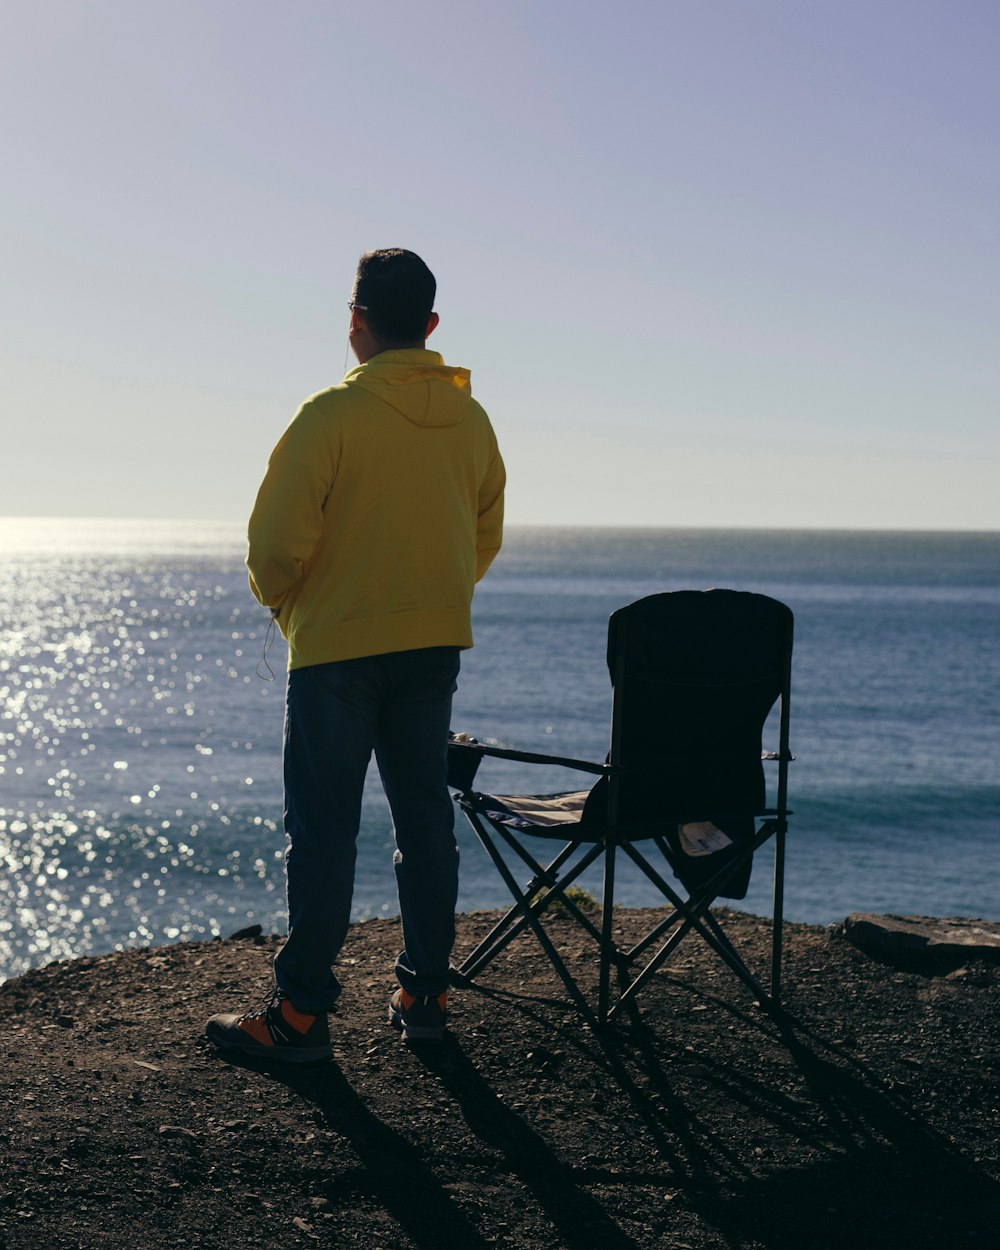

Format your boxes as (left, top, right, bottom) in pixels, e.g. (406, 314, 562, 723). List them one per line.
(594, 981, 1000, 1247)
(441, 956, 1000, 1249)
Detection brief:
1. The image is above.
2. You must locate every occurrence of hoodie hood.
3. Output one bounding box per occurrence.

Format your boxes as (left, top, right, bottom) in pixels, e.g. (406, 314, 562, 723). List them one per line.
(345, 349, 472, 428)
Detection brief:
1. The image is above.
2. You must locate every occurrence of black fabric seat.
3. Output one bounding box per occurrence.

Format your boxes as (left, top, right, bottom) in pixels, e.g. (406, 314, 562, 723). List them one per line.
(447, 589, 794, 1027)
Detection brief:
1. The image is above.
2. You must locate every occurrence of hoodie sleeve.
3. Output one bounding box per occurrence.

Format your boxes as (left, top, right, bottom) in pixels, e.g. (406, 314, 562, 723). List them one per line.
(475, 431, 506, 582)
(247, 398, 338, 611)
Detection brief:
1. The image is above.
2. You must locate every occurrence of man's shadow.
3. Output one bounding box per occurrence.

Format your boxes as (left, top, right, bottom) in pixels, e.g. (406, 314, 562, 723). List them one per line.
(222, 1033, 643, 1250)
(217, 1047, 495, 1250)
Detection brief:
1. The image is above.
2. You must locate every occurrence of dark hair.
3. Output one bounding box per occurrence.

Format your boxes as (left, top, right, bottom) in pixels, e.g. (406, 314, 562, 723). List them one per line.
(351, 248, 436, 345)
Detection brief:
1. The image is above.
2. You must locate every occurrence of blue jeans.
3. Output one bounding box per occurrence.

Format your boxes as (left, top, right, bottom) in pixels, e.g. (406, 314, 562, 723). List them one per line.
(274, 646, 461, 1013)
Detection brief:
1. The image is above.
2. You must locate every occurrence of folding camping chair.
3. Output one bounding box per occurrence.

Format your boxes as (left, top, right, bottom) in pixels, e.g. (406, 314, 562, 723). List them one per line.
(447, 589, 794, 1028)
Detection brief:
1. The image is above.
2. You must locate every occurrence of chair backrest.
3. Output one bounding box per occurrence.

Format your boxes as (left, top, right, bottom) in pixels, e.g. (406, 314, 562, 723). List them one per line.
(582, 589, 793, 835)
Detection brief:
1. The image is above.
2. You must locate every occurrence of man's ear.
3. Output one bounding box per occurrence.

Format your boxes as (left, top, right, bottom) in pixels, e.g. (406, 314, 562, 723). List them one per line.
(425, 311, 440, 338)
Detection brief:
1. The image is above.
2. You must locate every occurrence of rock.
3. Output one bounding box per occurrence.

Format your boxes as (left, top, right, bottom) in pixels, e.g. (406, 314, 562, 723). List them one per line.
(228, 923, 263, 940)
(158, 1125, 199, 1140)
(841, 914, 1000, 971)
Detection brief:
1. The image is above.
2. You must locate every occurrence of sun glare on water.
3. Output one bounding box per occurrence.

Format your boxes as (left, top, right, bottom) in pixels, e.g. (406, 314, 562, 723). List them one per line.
(0, 517, 245, 557)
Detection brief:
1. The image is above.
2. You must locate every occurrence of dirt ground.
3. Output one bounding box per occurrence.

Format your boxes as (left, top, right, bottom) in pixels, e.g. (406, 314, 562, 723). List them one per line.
(1, 908, 998, 1250)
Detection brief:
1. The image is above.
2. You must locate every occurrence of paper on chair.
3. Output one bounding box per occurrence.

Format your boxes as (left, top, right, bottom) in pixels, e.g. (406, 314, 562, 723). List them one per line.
(678, 821, 733, 857)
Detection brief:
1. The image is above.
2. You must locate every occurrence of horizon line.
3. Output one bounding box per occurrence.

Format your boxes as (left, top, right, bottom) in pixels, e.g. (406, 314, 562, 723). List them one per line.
(0, 514, 998, 538)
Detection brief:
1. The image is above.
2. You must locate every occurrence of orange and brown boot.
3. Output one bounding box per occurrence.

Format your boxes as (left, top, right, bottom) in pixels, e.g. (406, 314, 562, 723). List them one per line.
(206, 987, 331, 1063)
(388, 988, 447, 1042)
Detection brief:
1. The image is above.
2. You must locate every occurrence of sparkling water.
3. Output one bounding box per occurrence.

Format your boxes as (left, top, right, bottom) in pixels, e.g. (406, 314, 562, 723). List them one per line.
(1, 518, 997, 981)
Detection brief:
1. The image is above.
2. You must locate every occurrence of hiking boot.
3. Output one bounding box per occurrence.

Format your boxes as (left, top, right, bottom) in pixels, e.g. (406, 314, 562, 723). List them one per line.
(388, 988, 447, 1042)
(205, 986, 332, 1063)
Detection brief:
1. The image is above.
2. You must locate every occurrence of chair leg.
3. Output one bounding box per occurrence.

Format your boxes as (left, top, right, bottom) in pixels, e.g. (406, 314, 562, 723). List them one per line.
(606, 840, 776, 1020)
(771, 825, 786, 1004)
(455, 812, 601, 1027)
(457, 821, 606, 979)
(457, 835, 576, 978)
(598, 841, 617, 1026)
(609, 900, 772, 1022)
(493, 824, 608, 945)
(699, 909, 772, 1005)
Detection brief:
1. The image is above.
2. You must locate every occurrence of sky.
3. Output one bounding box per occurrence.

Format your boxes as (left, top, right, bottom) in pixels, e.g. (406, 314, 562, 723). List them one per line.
(1, 0, 997, 530)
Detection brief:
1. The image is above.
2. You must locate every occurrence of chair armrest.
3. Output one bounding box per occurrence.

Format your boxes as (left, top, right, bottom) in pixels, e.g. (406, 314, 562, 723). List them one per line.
(447, 735, 612, 791)
(476, 744, 612, 776)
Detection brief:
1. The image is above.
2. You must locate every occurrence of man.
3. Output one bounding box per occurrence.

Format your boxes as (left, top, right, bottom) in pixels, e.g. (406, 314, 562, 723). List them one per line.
(206, 249, 504, 1061)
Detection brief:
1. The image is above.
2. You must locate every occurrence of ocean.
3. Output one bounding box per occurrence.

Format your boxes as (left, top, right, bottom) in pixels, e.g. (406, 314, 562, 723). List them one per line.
(1, 518, 997, 983)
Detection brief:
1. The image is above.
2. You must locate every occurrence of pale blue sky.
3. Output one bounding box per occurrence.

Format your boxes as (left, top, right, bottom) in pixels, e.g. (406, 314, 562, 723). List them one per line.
(1, 0, 997, 528)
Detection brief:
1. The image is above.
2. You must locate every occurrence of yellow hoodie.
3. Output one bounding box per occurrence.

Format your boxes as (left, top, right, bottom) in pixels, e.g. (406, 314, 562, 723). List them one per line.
(247, 349, 505, 670)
